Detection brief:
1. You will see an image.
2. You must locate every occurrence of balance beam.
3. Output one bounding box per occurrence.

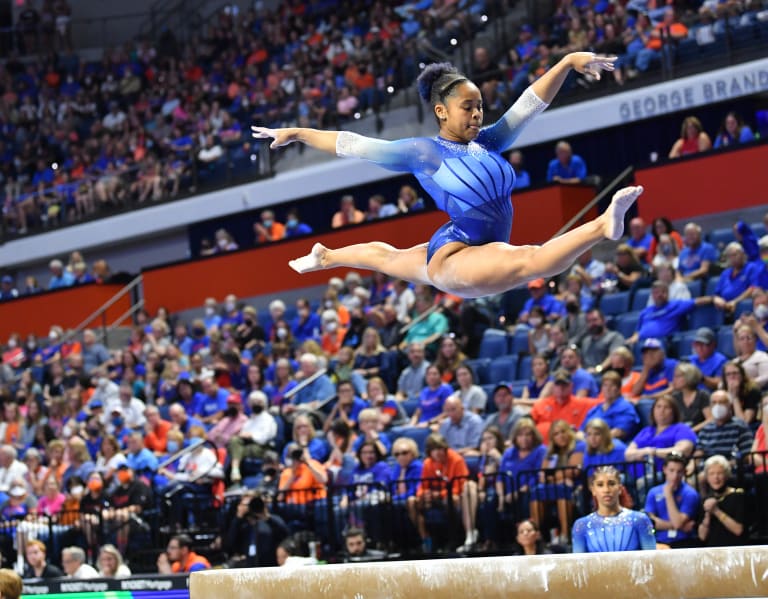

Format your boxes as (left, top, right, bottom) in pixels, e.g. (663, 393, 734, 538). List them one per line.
(191, 546, 768, 599)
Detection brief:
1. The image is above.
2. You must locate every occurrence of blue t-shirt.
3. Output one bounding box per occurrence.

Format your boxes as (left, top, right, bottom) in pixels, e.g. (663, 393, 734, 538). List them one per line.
(715, 262, 762, 301)
(193, 389, 229, 419)
(626, 233, 653, 258)
(572, 509, 656, 552)
(571, 368, 599, 397)
(390, 459, 423, 500)
(637, 299, 695, 339)
(582, 439, 627, 474)
(418, 383, 453, 423)
(630, 422, 697, 474)
(500, 443, 547, 493)
(546, 154, 587, 182)
(689, 351, 728, 382)
(126, 448, 159, 474)
(352, 432, 392, 454)
(677, 242, 718, 276)
(521, 293, 565, 319)
(642, 358, 678, 396)
(291, 313, 322, 343)
(581, 398, 639, 439)
(350, 461, 391, 491)
(644, 481, 700, 543)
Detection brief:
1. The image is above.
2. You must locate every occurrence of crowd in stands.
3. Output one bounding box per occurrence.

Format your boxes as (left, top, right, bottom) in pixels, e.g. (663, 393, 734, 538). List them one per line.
(0, 206, 768, 573)
(2, 0, 766, 239)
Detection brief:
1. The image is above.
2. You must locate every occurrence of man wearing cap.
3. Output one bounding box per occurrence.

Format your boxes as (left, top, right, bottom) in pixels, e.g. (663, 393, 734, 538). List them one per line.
(627, 281, 712, 345)
(0, 276, 18, 301)
(579, 371, 639, 440)
(678, 223, 717, 282)
(484, 384, 525, 439)
(559, 345, 599, 397)
(518, 278, 564, 324)
(207, 393, 248, 450)
(530, 369, 595, 439)
(693, 390, 753, 462)
(227, 391, 278, 487)
(688, 327, 728, 391)
(632, 338, 678, 399)
(193, 375, 229, 426)
(644, 453, 699, 549)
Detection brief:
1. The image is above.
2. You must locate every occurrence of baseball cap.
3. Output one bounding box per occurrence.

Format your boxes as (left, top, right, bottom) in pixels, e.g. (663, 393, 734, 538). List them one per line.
(110, 405, 124, 415)
(693, 327, 716, 345)
(226, 393, 242, 405)
(553, 369, 572, 384)
(527, 278, 546, 289)
(89, 399, 103, 409)
(9, 486, 26, 497)
(641, 337, 663, 351)
(492, 383, 512, 396)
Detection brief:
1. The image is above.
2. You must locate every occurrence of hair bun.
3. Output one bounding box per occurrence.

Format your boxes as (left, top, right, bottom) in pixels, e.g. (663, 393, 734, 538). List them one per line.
(417, 62, 458, 104)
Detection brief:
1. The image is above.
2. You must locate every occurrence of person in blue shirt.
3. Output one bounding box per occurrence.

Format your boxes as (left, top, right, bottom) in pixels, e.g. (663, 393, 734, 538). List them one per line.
(581, 418, 627, 474)
(323, 381, 369, 431)
(507, 150, 530, 189)
(352, 408, 392, 455)
(284, 207, 313, 238)
(410, 365, 453, 426)
(546, 140, 588, 184)
(689, 327, 728, 391)
(519, 278, 565, 323)
(202, 298, 222, 331)
(580, 371, 639, 440)
(713, 111, 755, 149)
(713, 242, 762, 307)
(572, 465, 656, 553)
(632, 338, 678, 398)
(47, 259, 75, 290)
(678, 223, 718, 282)
(254, 53, 641, 300)
(626, 217, 653, 264)
(389, 437, 423, 501)
(644, 452, 700, 548)
(285, 353, 336, 414)
(291, 298, 322, 344)
(560, 346, 599, 397)
(628, 281, 712, 344)
(193, 376, 230, 428)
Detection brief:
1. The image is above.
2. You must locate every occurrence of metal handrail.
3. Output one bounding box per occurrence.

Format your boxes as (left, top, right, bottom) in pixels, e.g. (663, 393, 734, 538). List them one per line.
(93, 298, 145, 344)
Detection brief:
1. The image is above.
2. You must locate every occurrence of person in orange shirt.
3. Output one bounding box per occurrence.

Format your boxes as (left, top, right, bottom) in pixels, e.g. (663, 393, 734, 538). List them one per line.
(253, 209, 285, 244)
(408, 434, 469, 552)
(320, 310, 347, 357)
(530, 369, 596, 439)
(143, 405, 172, 455)
(157, 534, 211, 573)
(278, 443, 328, 505)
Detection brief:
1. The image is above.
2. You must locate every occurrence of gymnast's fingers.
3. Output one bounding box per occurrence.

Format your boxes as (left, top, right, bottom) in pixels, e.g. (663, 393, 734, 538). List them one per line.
(251, 126, 276, 139)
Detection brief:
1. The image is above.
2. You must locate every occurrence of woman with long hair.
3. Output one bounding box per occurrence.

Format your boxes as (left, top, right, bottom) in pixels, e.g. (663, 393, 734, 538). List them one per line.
(670, 362, 711, 432)
(254, 53, 642, 299)
(669, 115, 712, 159)
(520, 354, 554, 405)
(582, 417, 627, 474)
(450, 364, 487, 415)
(571, 465, 655, 552)
(353, 327, 388, 381)
(433, 335, 467, 384)
(721, 360, 761, 426)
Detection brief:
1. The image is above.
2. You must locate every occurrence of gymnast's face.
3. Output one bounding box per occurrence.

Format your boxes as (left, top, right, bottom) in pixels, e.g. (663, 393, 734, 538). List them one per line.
(436, 82, 483, 143)
(590, 472, 621, 510)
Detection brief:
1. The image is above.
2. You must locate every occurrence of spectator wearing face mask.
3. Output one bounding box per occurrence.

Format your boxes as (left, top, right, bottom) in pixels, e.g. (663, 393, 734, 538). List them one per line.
(284, 207, 313, 238)
(320, 310, 346, 358)
(207, 394, 248, 450)
(227, 391, 277, 488)
(202, 298, 222, 332)
(254, 209, 286, 244)
(292, 298, 322, 344)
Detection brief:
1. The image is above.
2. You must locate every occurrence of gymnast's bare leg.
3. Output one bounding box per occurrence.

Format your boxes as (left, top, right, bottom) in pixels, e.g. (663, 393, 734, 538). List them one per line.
(289, 185, 642, 298)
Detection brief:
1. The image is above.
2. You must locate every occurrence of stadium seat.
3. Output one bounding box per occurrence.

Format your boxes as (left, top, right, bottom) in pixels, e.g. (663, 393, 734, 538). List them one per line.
(599, 291, 631, 317)
(673, 330, 698, 359)
(401, 397, 421, 418)
(636, 398, 655, 429)
(509, 329, 530, 355)
(688, 304, 724, 330)
(464, 358, 491, 385)
(704, 276, 720, 297)
(707, 227, 735, 251)
(750, 222, 767, 239)
(717, 326, 735, 359)
(489, 355, 519, 383)
(631, 287, 651, 311)
(733, 299, 753, 319)
(614, 311, 641, 338)
(686, 280, 702, 298)
(517, 355, 533, 381)
(509, 380, 528, 397)
(390, 426, 431, 455)
(479, 329, 508, 359)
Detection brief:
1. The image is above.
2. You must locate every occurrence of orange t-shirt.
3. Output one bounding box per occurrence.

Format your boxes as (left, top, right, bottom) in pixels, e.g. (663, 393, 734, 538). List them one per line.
(145, 419, 172, 453)
(257, 222, 286, 243)
(417, 449, 468, 497)
(530, 395, 596, 439)
(278, 460, 328, 504)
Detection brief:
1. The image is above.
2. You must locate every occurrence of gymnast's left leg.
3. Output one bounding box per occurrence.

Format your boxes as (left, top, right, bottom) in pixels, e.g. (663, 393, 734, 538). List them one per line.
(289, 240, 432, 285)
(428, 186, 643, 297)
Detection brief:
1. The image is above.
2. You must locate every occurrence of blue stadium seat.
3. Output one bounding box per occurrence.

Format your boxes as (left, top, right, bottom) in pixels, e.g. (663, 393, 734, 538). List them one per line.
(509, 380, 528, 397)
(482, 383, 499, 401)
(688, 304, 724, 330)
(390, 426, 431, 455)
(704, 276, 720, 297)
(517, 355, 533, 381)
(631, 287, 651, 311)
(479, 329, 508, 359)
(686, 280, 702, 298)
(734, 299, 753, 319)
(717, 326, 735, 359)
(401, 397, 421, 418)
(509, 329, 530, 355)
(750, 222, 767, 239)
(600, 291, 631, 317)
(707, 227, 735, 251)
(489, 355, 519, 384)
(636, 398, 655, 429)
(464, 358, 491, 385)
(615, 311, 641, 338)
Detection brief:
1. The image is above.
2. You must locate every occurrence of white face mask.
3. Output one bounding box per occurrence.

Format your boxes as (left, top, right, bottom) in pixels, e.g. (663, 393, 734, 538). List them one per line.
(70, 485, 84, 498)
(7, 339, 16, 349)
(755, 304, 768, 321)
(325, 322, 338, 333)
(276, 327, 288, 339)
(711, 403, 729, 421)
(225, 302, 236, 312)
(528, 317, 542, 328)
(49, 332, 59, 342)
(324, 300, 334, 309)
(205, 307, 215, 317)
(217, 238, 228, 249)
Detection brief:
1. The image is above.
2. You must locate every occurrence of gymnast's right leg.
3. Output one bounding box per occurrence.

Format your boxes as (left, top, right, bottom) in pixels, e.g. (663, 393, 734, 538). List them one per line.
(289, 241, 433, 286)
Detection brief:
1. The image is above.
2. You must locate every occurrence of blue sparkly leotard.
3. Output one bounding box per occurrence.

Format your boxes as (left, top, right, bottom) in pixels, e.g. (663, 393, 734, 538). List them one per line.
(335, 88, 549, 263)
(571, 508, 656, 553)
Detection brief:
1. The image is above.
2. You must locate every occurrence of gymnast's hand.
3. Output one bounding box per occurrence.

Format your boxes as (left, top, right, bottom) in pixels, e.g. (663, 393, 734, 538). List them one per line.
(251, 126, 297, 149)
(568, 52, 617, 80)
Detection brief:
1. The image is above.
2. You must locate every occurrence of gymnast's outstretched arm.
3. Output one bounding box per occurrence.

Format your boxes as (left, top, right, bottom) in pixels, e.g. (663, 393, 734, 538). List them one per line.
(481, 52, 616, 153)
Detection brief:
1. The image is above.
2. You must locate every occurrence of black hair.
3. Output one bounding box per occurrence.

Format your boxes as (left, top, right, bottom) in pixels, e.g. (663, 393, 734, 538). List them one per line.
(416, 62, 469, 115)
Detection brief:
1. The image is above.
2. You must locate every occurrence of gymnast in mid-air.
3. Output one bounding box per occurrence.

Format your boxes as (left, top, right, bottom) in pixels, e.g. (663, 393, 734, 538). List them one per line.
(252, 51, 643, 299)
